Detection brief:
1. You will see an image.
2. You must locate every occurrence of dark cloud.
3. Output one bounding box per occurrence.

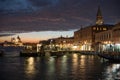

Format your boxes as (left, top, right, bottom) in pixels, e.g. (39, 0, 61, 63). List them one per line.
(0, 0, 59, 13)
(29, 0, 59, 7)
(0, 33, 15, 37)
(0, 0, 32, 11)
(0, 0, 120, 32)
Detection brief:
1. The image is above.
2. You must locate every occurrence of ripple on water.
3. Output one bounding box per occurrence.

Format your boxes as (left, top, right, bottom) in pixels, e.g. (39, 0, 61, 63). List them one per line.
(0, 53, 120, 80)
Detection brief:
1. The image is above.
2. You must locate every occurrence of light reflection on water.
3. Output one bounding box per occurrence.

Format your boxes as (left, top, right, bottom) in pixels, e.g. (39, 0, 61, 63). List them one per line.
(0, 53, 120, 80)
(103, 64, 120, 80)
(25, 57, 36, 78)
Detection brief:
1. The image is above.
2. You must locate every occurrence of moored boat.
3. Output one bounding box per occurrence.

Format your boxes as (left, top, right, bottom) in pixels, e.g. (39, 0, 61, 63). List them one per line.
(50, 51, 65, 57)
(98, 52, 120, 62)
(20, 51, 39, 57)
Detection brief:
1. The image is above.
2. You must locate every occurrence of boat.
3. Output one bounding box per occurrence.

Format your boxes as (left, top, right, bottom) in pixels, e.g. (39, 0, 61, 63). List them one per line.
(20, 51, 39, 57)
(19, 50, 46, 57)
(98, 52, 120, 62)
(20, 45, 46, 57)
(80, 51, 98, 55)
(50, 51, 65, 57)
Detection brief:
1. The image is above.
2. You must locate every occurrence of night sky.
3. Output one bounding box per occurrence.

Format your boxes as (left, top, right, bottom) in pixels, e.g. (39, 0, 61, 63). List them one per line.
(0, 0, 120, 42)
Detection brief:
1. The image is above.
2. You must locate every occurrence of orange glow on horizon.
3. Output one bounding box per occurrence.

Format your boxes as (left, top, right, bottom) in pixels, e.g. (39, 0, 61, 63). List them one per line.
(0, 38, 43, 43)
(0, 31, 74, 43)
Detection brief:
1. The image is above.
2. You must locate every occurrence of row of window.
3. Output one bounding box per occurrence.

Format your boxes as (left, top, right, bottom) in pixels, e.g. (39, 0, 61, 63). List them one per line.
(93, 27, 107, 31)
(97, 33, 111, 41)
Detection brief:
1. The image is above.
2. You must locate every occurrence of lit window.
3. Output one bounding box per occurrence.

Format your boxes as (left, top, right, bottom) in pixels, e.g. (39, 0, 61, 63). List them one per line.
(97, 27, 99, 30)
(93, 27, 96, 30)
(103, 28, 107, 30)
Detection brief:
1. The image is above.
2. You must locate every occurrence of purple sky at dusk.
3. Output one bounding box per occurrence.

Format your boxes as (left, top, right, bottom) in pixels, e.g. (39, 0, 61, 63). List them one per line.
(0, 0, 120, 42)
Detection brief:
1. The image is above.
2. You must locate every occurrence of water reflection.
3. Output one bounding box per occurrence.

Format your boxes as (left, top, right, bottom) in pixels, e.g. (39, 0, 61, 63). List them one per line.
(1, 53, 120, 80)
(61, 55, 67, 72)
(80, 55, 86, 68)
(104, 63, 120, 80)
(47, 57, 55, 75)
(25, 57, 36, 79)
(72, 54, 78, 66)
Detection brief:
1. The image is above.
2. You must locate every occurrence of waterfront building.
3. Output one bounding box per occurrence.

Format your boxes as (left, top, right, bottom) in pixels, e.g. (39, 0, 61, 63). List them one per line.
(95, 29, 113, 51)
(13, 36, 23, 46)
(3, 36, 23, 46)
(74, 26, 93, 51)
(113, 22, 120, 43)
(38, 36, 74, 51)
(55, 36, 74, 50)
(95, 22, 120, 52)
(113, 22, 120, 52)
(74, 6, 114, 51)
(3, 41, 15, 47)
(23, 43, 37, 51)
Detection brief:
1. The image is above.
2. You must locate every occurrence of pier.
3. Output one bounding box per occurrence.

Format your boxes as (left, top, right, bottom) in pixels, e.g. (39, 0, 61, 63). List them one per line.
(19, 50, 98, 57)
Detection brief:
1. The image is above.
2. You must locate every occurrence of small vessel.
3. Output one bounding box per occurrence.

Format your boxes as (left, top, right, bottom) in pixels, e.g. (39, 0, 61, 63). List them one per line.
(20, 51, 39, 57)
(50, 51, 65, 57)
(98, 52, 120, 62)
(20, 44, 46, 57)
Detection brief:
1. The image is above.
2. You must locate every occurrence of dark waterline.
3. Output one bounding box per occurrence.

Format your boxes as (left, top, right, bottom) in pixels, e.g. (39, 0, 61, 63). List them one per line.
(0, 52, 120, 80)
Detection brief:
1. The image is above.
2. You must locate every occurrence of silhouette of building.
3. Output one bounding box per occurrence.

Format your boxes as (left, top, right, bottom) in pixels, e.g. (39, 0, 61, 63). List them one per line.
(3, 36, 23, 46)
(11, 36, 23, 46)
(96, 6, 104, 25)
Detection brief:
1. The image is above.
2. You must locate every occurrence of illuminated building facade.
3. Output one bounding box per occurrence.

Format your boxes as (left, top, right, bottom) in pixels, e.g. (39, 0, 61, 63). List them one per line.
(3, 36, 23, 46)
(95, 29, 113, 51)
(38, 36, 74, 51)
(74, 26, 93, 51)
(55, 36, 74, 50)
(113, 22, 120, 43)
(74, 6, 114, 51)
(113, 22, 120, 52)
(95, 22, 120, 52)
(11, 36, 23, 46)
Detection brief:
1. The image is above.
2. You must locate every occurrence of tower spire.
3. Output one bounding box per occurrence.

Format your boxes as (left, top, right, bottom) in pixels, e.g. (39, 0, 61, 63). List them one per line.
(96, 6, 104, 25)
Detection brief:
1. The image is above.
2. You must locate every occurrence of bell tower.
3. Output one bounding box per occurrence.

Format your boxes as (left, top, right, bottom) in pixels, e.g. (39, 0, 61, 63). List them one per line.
(96, 6, 104, 25)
